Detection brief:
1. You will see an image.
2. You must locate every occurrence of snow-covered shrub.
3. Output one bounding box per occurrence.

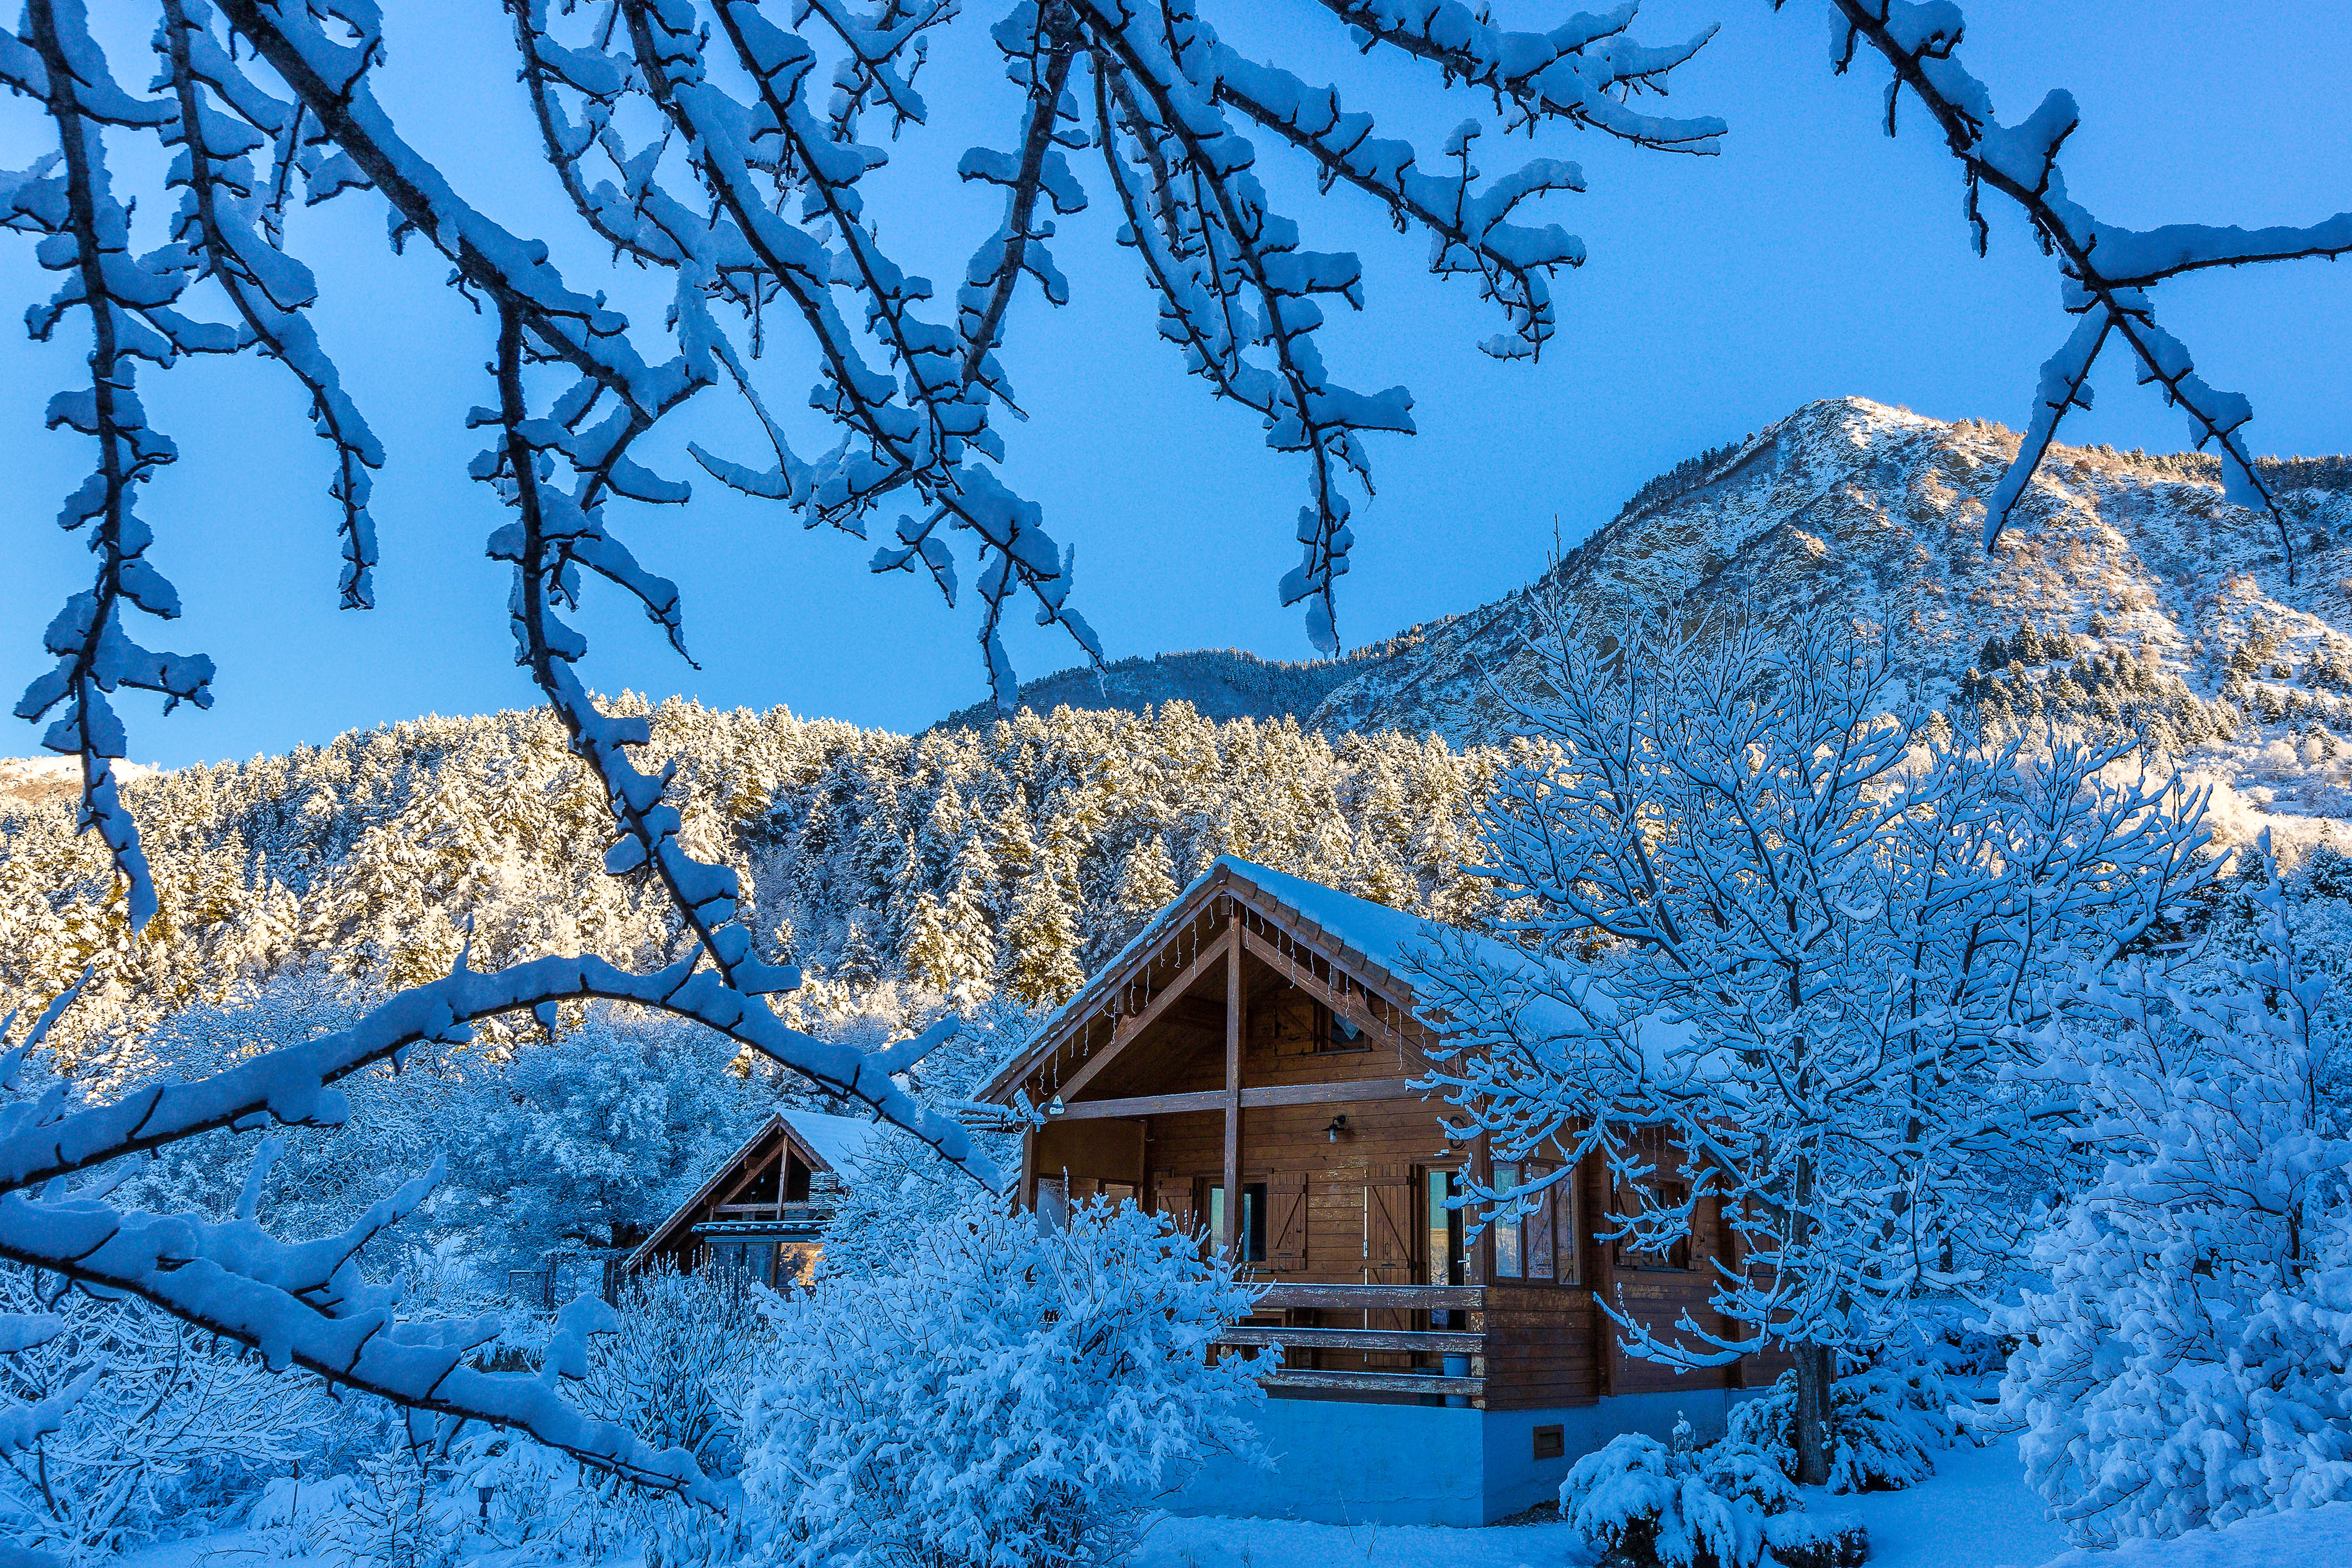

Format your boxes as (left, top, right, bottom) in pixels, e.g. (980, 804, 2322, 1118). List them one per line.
(1559, 1429, 1765, 1568)
(1995, 836, 2352, 1545)
(741, 1199, 1261, 1568)
(310, 1444, 461, 1568)
(813, 1000, 1025, 1283)
(1758, 1513, 1869, 1568)
(1700, 1443, 1801, 1518)
(1725, 1361, 1948, 1494)
(581, 1264, 769, 1484)
(0, 1266, 331, 1562)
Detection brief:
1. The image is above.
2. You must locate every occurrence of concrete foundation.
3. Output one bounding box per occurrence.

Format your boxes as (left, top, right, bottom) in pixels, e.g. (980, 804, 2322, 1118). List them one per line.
(1169, 1389, 1763, 1527)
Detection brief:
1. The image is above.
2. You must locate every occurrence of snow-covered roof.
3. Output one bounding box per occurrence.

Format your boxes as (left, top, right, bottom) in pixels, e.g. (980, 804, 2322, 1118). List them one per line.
(982, 854, 1596, 1104)
(624, 1106, 883, 1273)
(777, 1108, 882, 1183)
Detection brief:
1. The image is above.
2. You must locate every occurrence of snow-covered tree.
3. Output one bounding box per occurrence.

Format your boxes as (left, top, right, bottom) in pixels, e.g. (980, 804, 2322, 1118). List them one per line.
(1408, 605, 2213, 1484)
(445, 1015, 768, 1264)
(0, 1264, 331, 1565)
(1001, 862, 1084, 1008)
(741, 1199, 1262, 1568)
(1994, 832, 2352, 1545)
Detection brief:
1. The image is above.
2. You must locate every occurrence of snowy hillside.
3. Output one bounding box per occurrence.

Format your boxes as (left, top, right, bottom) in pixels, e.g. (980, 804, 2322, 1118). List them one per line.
(0, 756, 157, 814)
(927, 628, 1445, 731)
(1311, 398, 2352, 751)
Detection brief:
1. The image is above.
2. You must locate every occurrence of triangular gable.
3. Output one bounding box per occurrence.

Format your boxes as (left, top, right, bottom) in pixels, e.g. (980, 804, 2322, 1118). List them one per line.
(624, 1109, 865, 1272)
(975, 856, 1459, 1108)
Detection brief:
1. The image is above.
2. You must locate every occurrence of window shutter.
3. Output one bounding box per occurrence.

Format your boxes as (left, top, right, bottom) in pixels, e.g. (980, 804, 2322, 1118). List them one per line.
(1365, 1163, 1415, 1277)
(1527, 1163, 1557, 1280)
(1151, 1168, 1197, 1237)
(1365, 1164, 1417, 1336)
(1266, 1171, 1308, 1269)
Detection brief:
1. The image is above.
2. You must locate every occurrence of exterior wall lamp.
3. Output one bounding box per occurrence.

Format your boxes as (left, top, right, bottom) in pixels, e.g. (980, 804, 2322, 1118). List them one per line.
(1325, 1113, 1348, 1142)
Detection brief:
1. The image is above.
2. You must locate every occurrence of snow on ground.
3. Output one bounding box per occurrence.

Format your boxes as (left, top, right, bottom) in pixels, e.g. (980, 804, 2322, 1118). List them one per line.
(109, 1437, 2330, 1568)
(2036, 1502, 2352, 1568)
(1136, 1436, 2067, 1568)
(1795, 1435, 2069, 1568)
(1133, 1509, 1603, 1568)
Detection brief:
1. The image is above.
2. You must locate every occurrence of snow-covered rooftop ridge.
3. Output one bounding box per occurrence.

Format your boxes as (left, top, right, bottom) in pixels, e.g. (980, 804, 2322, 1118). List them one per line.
(779, 1108, 883, 1182)
(1005, 853, 1581, 1086)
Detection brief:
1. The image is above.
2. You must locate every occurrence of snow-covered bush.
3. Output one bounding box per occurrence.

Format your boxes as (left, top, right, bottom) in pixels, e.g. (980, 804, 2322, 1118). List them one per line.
(1560, 1428, 1767, 1568)
(0, 1265, 331, 1563)
(309, 1443, 460, 1568)
(1995, 835, 2352, 1545)
(1700, 1443, 1801, 1519)
(814, 1000, 1026, 1283)
(581, 1264, 769, 1484)
(1724, 1363, 1949, 1496)
(741, 1199, 1261, 1568)
(1562, 1419, 1872, 1568)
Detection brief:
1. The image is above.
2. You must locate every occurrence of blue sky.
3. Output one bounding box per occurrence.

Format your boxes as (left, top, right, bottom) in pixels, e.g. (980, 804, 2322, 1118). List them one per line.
(3, 1, 2348, 769)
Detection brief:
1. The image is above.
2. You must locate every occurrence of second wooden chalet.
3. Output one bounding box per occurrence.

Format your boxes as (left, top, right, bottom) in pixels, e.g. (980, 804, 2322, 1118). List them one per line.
(974, 856, 1776, 1527)
(622, 1109, 880, 1290)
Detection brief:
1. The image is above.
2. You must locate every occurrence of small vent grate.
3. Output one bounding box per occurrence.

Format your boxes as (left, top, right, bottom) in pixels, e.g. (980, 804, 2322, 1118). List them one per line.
(1533, 1425, 1565, 1461)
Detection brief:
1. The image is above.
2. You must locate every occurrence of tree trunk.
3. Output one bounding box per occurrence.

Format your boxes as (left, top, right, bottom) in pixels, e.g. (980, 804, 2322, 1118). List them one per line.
(1792, 1341, 1836, 1487)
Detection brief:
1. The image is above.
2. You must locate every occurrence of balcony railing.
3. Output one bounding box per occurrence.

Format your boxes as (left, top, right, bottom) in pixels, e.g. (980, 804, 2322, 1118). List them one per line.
(1215, 1283, 1485, 1398)
(693, 1200, 834, 1230)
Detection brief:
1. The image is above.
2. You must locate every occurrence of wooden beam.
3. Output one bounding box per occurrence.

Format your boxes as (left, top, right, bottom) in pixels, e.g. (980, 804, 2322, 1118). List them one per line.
(1048, 927, 1235, 1107)
(1256, 1368, 1483, 1396)
(1237, 928, 1427, 1055)
(1215, 1326, 1485, 1353)
(1019, 1126, 1037, 1211)
(1241, 1076, 1423, 1110)
(1222, 914, 1242, 1258)
(1253, 1283, 1484, 1311)
(1053, 1089, 1228, 1121)
(1049, 1077, 1426, 1122)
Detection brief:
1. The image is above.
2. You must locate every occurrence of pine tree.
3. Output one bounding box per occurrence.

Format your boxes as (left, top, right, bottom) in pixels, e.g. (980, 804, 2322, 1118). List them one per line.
(1002, 866, 1084, 1009)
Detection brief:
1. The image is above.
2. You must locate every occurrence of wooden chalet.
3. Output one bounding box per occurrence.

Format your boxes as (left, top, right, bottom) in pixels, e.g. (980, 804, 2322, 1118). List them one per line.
(624, 1109, 879, 1290)
(974, 856, 1773, 1525)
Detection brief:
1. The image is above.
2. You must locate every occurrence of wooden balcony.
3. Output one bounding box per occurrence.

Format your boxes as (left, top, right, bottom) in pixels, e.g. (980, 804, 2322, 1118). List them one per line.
(692, 1200, 832, 1231)
(1216, 1283, 1486, 1398)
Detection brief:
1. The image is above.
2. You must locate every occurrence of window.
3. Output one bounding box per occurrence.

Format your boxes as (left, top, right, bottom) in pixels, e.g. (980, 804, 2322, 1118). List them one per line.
(1035, 1175, 1070, 1230)
(1616, 1128, 1695, 1271)
(1494, 1162, 1573, 1281)
(1206, 1182, 1268, 1261)
(1554, 1165, 1583, 1286)
(1617, 1183, 1694, 1271)
(1425, 1168, 1465, 1286)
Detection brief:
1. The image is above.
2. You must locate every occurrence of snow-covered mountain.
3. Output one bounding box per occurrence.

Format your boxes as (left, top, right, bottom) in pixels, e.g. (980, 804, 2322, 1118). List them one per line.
(1309, 397, 2352, 743)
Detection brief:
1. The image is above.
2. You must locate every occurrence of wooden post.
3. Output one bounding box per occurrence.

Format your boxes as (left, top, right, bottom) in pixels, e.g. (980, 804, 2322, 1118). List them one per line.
(1470, 1130, 1491, 1283)
(1018, 1126, 1037, 1213)
(1591, 1149, 1617, 1400)
(1222, 903, 1242, 1259)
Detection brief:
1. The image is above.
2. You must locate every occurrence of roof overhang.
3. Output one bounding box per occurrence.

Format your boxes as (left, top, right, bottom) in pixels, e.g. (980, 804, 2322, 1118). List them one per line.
(975, 861, 1437, 1109)
(625, 1112, 850, 1273)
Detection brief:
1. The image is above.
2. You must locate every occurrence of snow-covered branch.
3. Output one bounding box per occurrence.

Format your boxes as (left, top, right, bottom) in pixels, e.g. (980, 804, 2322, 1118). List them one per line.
(1807, 0, 2352, 576)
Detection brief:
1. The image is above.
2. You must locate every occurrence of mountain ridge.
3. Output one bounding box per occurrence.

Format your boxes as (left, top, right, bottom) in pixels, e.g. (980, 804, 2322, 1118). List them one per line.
(1313, 397, 2352, 742)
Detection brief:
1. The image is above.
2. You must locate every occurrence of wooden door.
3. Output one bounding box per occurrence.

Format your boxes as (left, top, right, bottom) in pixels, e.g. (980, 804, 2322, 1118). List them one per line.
(1364, 1163, 1417, 1355)
(1265, 1170, 1308, 1271)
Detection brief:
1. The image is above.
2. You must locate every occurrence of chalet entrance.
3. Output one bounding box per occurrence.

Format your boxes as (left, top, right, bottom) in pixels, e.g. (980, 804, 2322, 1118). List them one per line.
(975, 856, 1773, 1524)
